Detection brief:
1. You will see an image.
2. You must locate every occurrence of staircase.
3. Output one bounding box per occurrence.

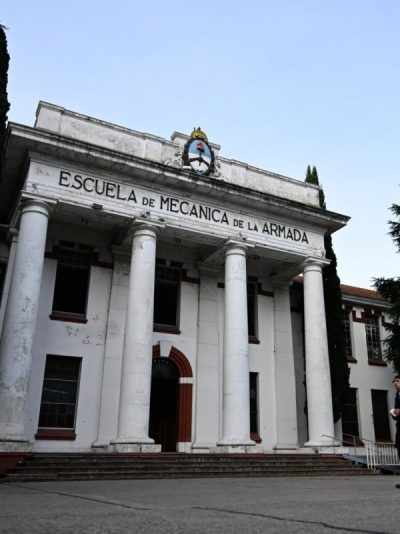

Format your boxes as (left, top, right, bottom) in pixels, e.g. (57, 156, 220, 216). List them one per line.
(0, 453, 372, 482)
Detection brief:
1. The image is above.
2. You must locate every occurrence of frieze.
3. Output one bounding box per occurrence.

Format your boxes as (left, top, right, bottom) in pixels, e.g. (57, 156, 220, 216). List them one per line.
(26, 163, 322, 251)
(57, 170, 309, 244)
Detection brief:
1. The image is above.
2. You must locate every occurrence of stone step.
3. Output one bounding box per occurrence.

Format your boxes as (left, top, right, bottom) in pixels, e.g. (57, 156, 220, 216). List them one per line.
(2, 468, 372, 482)
(10, 462, 362, 473)
(15, 458, 352, 467)
(1, 453, 372, 482)
(15, 453, 351, 464)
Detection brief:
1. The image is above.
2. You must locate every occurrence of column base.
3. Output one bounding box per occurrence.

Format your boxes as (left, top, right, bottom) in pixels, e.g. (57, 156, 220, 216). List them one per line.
(109, 437, 161, 453)
(176, 442, 192, 453)
(0, 438, 32, 453)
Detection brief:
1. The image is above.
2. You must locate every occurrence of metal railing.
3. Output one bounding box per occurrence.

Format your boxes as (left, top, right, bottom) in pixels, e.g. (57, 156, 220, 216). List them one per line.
(365, 441, 399, 473)
(322, 432, 400, 473)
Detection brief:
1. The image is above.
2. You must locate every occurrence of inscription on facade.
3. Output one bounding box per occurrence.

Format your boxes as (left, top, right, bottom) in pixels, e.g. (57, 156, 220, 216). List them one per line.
(58, 170, 309, 243)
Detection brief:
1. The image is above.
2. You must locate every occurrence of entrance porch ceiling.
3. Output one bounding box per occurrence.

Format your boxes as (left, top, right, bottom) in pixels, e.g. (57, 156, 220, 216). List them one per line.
(49, 202, 307, 280)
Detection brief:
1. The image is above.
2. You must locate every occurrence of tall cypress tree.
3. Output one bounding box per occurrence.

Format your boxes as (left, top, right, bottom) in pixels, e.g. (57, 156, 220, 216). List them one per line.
(373, 204, 400, 372)
(305, 166, 350, 422)
(0, 24, 10, 151)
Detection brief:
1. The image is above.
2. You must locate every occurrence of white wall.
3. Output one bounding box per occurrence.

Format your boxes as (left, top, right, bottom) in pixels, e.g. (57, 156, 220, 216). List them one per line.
(347, 306, 396, 443)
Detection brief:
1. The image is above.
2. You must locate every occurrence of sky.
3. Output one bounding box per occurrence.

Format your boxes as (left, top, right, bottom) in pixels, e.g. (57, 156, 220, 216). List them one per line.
(1, 0, 399, 289)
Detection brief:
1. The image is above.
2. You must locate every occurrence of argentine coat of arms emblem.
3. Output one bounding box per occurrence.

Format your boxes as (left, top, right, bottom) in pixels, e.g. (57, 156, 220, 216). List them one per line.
(183, 127, 214, 176)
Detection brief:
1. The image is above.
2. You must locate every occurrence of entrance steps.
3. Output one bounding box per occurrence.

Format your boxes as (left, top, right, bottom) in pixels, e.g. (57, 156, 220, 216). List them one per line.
(0, 452, 373, 482)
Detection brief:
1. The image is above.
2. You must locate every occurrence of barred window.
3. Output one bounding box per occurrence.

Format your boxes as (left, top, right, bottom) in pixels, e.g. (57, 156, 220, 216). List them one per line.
(343, 311, 353, 358)
(38, 356, 81, 429)
(341, 388, 360, 445)
(365, 316, 382, 361)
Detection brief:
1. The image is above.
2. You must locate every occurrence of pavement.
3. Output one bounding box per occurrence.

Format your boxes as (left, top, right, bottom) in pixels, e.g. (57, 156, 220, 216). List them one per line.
(0, 475, 399, 533)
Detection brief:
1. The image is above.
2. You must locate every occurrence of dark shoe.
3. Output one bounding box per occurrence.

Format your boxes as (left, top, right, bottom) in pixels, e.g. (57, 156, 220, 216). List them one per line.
(396, 484, 400, 489)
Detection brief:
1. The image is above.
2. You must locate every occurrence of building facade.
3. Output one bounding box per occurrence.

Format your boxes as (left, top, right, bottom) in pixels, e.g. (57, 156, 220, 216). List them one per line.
(0, 103, 395, 453)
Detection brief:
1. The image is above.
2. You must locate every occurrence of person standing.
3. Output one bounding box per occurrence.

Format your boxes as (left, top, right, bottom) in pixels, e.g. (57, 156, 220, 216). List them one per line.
(391, 375, 400, 461)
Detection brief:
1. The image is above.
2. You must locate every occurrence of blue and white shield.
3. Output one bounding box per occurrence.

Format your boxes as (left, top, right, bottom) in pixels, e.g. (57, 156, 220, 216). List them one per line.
(187, 139, 212, 175)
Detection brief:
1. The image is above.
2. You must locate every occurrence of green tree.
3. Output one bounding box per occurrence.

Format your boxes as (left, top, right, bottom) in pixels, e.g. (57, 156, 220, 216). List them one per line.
(0, 24, 10, 151)
(373, 204, 400, 372)
(305, 166, 350, 422)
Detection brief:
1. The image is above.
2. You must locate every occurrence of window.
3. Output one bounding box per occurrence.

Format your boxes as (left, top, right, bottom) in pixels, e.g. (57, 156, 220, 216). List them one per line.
(247, 280, 258, 340)
(341, 388, 361, 445)
(0, 261, 6, 306)
(38, 355, 81, 433)
(343, 311, 353, 359)
(51, 249, 91, 320)
(249, 372, 261, 442)
(153, 264, 180, 330)
(371, 390, 391, 442)
(365, 316, 382, 361)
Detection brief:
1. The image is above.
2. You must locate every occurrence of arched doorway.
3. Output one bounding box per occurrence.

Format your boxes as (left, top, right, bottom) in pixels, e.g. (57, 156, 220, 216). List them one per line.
(149, 358, 179, 452)
(151, 345, 193, 452)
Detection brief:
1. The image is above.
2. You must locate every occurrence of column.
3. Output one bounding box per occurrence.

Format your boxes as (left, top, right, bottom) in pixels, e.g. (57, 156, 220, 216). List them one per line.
(92, 252, 130, 449)
(192, 265, 221, 452)
(0, 230, 18, 335)
(303, 259, 337, 447)
(0, 199, 51, 450)
(110, 224, 161, 452)
(273, 281, 299, 449)
(218, 242, 255, 451)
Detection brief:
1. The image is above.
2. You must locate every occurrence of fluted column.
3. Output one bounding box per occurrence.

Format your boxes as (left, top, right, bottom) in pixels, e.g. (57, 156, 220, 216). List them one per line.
(303, 259, 337, 447)
(0, 199, 52, 450)
(110, 224, 161, 452)
(218, 242, 255, 452)
(273, 281, 298, 449)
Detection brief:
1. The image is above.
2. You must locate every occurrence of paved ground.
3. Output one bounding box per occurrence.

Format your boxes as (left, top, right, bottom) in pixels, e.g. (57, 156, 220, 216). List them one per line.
(0, 475, 399, 533)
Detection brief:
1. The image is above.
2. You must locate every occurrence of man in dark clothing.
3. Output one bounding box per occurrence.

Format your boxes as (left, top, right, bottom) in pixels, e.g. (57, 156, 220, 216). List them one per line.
(391, 375, 400, 461)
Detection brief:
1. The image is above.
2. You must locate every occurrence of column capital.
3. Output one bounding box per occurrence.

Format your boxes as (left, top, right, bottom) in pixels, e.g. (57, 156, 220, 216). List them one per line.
(132, 222, 161, 238)
(224, 239, 254, 257)
(19, 196, 56, 218)
(121, 220, 164, 246)
(302, 257, 330, 273)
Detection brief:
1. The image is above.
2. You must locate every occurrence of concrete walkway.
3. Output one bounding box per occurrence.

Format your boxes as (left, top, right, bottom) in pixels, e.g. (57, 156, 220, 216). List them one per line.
(0, 475, 398, 533)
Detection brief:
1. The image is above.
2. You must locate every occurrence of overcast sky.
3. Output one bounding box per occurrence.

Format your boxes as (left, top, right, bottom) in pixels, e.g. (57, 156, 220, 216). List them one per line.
(2, 0, 399, 288)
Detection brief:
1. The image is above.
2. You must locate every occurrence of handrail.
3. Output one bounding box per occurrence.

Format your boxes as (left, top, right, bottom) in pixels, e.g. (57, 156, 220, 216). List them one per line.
(322, 433, 399, 472)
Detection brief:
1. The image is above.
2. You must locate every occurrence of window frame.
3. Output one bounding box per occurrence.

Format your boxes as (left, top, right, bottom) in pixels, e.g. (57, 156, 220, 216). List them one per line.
(49, 248, 92, 323)
(153, 262, 181, 334)
(371, 389, 392, 442)
(249, 372, 261, 443)
(247, 278, 259, 344)
(341, 387, 362, 446)
(365, 315, 383, 362)
(0, 260, 6, 306)
(36, 355, 82, 440)
(343, 310, 356, 362)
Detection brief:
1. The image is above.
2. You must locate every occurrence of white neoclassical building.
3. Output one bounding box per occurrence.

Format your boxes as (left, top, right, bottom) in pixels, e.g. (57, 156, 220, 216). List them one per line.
(0, 103, 395, 454)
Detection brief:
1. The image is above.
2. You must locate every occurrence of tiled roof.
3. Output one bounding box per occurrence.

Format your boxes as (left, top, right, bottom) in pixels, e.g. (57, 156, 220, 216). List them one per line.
(293, 276, 385, 302)
(340, 284, 384, 301)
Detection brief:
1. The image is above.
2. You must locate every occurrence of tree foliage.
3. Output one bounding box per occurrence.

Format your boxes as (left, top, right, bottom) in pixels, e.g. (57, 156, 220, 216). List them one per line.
(0, 24, 10, 151)
(305, 166, 350, 422)
(373, 204, 400, 372)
